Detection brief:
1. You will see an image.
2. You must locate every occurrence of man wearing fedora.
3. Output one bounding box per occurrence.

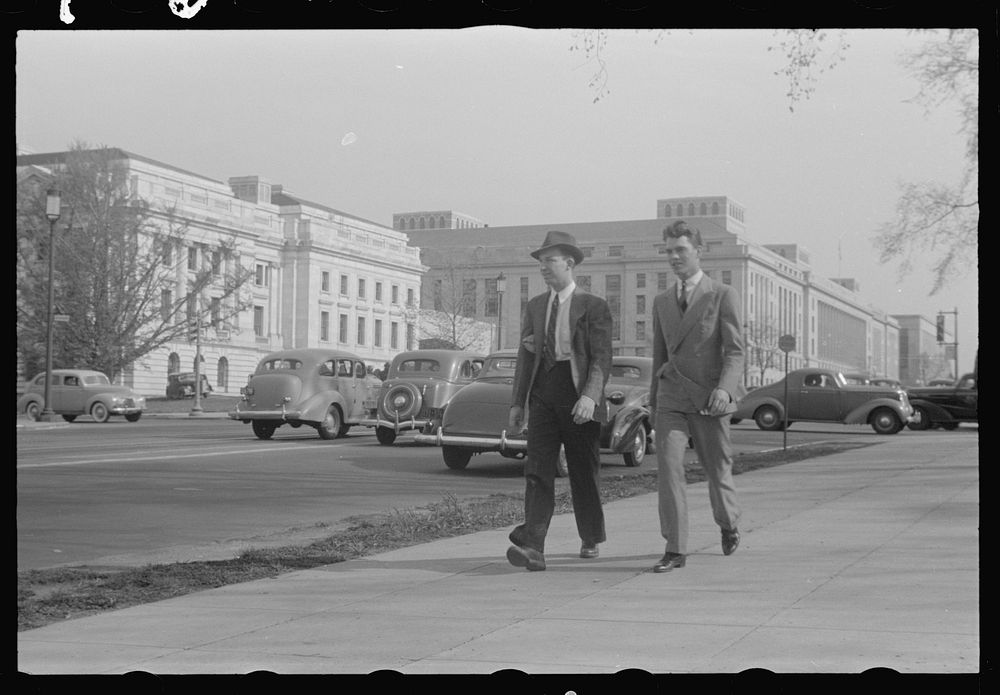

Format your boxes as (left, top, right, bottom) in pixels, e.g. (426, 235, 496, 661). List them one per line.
(649, 220, 745, 573)
(506, 230, 613, 571)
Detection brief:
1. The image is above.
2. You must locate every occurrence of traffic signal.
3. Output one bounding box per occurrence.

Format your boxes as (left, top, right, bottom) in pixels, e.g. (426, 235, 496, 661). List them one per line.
(187, 320, 200, 342)
(936, 314, 945, 343)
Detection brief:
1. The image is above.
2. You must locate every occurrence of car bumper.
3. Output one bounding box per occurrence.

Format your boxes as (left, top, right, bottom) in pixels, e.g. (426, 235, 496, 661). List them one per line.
(356, 416, 431, 432)
(110, 406, 144, 415)
(413, 428, 526, 451)
(228, 402, 304, 421)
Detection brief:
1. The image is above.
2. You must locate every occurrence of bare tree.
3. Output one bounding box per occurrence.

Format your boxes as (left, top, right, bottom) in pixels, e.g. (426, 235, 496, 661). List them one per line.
(570, 29, 978, 292)
(417, 257, 494, 351)
(744, 319, 782, 387)
(16, 144, 255, 381)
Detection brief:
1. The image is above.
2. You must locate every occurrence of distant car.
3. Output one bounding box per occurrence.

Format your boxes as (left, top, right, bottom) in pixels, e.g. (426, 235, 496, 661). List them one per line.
(165, 371, 213, 399)
(906, 372, 977, 430)
(414, 352, 653, 473)
(228, 348, 381, 440)
(869, 377, 902, 389)
(732, 367, 914, 434)
(926, 378, 955, 387)
(17, 369, 146, 423)
(358, 349, 485, 445)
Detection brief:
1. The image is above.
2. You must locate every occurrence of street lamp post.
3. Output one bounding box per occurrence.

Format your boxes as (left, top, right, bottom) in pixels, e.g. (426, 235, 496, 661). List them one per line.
(496, 272, 506, 350)
(40, 189, 61, 422)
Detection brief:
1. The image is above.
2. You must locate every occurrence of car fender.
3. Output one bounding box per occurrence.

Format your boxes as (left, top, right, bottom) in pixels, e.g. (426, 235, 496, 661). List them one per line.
(608, 405, 649, 453)
(736, 395, 785, 420)
(297, 390, 350, 422)
(906, 398, 958, 423)
(844, 398, 908, 425)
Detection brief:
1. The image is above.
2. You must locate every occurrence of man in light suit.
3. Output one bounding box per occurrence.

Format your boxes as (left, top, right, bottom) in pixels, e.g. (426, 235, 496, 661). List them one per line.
(506, 230, 613, 571)
(649, 220, 745, 573)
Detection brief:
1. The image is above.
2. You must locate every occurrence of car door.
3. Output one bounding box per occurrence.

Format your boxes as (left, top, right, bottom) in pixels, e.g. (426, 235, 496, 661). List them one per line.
(47, 374, 67, 411)
(951, 376, 977, 419)
(795, 373, 843, 421)
(335, 359, 361, 418)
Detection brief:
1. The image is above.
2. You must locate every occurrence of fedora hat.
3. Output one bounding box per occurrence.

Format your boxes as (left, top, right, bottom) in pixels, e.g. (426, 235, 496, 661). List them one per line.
(530, 230, 584, 265)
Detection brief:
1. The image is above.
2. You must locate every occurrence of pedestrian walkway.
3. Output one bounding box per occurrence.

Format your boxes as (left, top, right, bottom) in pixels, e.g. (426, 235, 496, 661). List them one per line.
(17, 431, 979, 674)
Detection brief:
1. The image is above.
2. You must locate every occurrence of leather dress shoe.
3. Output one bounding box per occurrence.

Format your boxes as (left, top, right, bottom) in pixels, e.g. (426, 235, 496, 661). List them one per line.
(652, 551, 686, 573)
(506, 544, 546, 571)
(579, 543, 599, 559)
(721, 528, 740, 556)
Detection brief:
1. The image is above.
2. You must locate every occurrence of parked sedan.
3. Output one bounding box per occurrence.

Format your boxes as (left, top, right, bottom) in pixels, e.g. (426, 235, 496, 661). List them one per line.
(732, 367, 914, 434)
(414, 352, 653, 473)
(358, 349, 485, 445)
(906, 372, 977, 430)
(229, 348, 380, 440)
(17, 369, 146, 423)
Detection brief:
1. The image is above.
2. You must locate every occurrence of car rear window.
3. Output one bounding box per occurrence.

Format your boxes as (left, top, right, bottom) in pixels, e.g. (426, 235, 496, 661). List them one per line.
(396, 359, 441, 374)
(259, 358, 303, 372)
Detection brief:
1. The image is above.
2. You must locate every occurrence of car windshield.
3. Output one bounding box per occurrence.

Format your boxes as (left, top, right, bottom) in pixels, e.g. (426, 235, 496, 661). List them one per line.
(610, 365, 644, 381)
(83, 374, 110, 385)
(479, 356, 517, 378)
(396, 359, 442, 375)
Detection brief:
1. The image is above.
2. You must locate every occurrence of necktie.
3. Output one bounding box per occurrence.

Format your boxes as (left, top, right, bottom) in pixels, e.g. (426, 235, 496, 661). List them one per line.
(543, 294, 559, 370)
(679, 282, 688, 313)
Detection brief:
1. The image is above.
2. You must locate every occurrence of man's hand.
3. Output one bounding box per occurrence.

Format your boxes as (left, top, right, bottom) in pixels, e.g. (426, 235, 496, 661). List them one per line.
(571, 395, 596, 424)
(700, 388, 731, 416)
(508, 406, 525, 434)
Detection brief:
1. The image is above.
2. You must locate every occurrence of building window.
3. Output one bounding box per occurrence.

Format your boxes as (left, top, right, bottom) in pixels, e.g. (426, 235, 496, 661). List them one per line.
(636, 321, 646, 341)
(580, 246, 594, 258)
(657, 273, 669, 291)
(339, 314, 348, 343)
(406, 323, 415, 350)
(722, 270, 732, 285)
(391, 321, 399, 349)
(340, 274, 349, 296)
(433, 279, 443, 311)
(374, 319, 383, 347)
(188, 246, 198, 271)
(211, 249, 221, 275)
(700, 202, 707, 215)
(606, 274, 621, 341)
(320, 310, 330, 341)
(392, 285, 399, 304)
(160, 289, 172, 322)
(636, 295, 646, 314)
(462, 279, 476, 317)
(485, 277, 499, 317)
(407, 288, 415, 306)
(358, 278, 366, 299)
(663, 205, 672, 217)
(712, 201, 719, 214)
(210, 297, 221, 326)
(608, 245, 623, 257)
(161, 240, 173, 266)
(688, 203, 695, 215)
(636, 273, 646, 289)
(321, 271, 330, 292)
(520, 276, 529, 317)
(253, 305, 265, 337)
(375, 281, 383, 302)
(255, 263, 269, 287)
(217, 357, 228, 390)
(357, 316, 366, 345)
(676, 204, 683, 216)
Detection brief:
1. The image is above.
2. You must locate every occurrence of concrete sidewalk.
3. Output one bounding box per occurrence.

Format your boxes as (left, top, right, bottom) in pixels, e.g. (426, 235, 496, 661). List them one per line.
(17, 431, 979, 674)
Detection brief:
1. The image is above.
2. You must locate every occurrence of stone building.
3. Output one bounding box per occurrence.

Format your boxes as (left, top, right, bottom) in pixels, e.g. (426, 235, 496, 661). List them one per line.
(403, 195, 902, 386)
(16, 148, 426, 396)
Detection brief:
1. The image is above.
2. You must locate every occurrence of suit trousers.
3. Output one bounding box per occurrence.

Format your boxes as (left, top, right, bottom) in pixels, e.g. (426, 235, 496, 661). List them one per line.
(509, 361, 605, 553)
(654, 409, 740, 555)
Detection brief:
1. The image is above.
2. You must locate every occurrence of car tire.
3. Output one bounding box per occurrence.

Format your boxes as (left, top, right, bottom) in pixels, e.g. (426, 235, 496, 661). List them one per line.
(443, 446, 472, 470)
(339, 424, 351, 437)
(380, 383, 423, 423)
(25, 401, 42, 421)
(622, 426, 647, 467)
(125, 413, 142, 422)
(62, 414, 77, 423)
(90, 402, 110, 423)
(252, 421, 277, 440)
(753, 404, 784, 431)
(376, 426, 397, 445)
(317, 405, 343, 440)
(906, 405, 934, 431)
(870, 407, 903, 435)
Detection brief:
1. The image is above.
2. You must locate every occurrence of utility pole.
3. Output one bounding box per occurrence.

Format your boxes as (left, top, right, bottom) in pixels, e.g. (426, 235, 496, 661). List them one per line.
(190, 296, 204, 416)
(936, 307, 959, 378)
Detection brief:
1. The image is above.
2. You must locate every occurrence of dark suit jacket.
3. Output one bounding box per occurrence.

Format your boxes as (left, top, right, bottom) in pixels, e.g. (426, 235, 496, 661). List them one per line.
(511, 288, 613, 423)
(649, 274, 745, 413)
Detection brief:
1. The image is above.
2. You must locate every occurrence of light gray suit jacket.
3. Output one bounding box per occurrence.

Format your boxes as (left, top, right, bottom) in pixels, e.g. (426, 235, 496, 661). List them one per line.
(649, 274, 745, 413)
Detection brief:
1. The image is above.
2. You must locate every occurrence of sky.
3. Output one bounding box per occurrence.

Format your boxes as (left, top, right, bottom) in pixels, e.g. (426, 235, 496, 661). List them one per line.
(15, 27, 979, 376)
